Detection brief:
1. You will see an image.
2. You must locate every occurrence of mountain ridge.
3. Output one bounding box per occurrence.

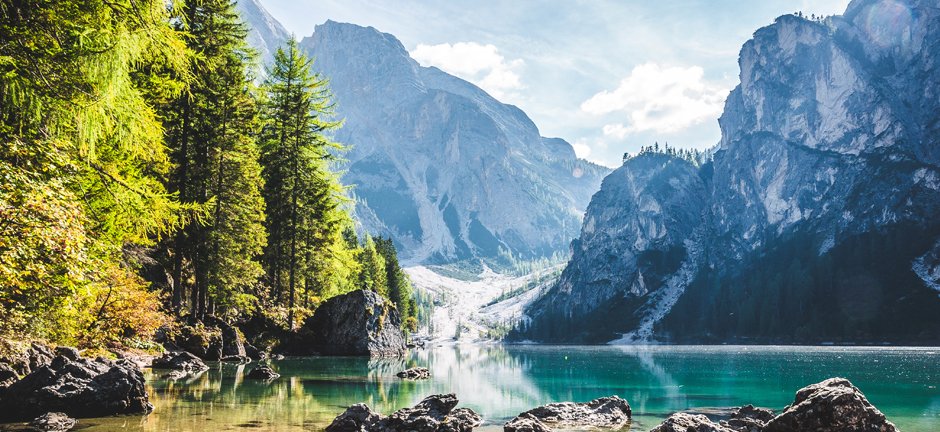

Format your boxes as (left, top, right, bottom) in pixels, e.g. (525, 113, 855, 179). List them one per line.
(519, 0, 940, 344)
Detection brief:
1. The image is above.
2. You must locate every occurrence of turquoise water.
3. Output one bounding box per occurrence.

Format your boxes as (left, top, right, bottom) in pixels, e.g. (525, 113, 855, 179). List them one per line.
(60, 346, 940, 430)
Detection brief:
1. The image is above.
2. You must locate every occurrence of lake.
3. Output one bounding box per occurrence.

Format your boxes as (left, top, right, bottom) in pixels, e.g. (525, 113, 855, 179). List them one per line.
(76, 345, 939, 431)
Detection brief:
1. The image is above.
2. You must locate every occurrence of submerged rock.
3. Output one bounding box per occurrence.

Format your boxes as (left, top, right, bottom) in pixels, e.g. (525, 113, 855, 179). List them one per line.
(327, 393, 482, 432)
(297, 289, 407, 357)
(246, 365, 279, 380)
(763, 378, 898, 432)
(396, 367, 430, 380)
(0, 353, 152, 421)
(650, 413, 735, 432)
(27, 412, 77, 432)
(150, 351, 209, 372)
(504, 396, 631, 432)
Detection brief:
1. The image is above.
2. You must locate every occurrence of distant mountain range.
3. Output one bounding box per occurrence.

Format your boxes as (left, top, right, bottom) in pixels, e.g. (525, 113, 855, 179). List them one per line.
(518, 0, 940, 344)
(235, 1, 609, 266)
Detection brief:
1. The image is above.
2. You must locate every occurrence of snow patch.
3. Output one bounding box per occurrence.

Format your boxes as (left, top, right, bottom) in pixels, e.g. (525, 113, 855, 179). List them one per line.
(912, 240, 940, 296)
(610, 229, 705, 344)
(406, 264, 559, 343)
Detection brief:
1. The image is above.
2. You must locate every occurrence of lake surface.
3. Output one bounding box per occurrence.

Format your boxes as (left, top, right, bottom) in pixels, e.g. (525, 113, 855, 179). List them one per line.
(65, 345, 940, 431)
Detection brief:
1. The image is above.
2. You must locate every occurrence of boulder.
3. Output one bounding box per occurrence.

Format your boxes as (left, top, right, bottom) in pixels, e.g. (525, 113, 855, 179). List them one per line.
(327, 394, 482, 432)
(28, 412, 77, 432)
(176, 325, 223, 361)
(763, 378, 898, 432)
(396, 367, 430, 380)
(246, 365, 280, 380)
(206, 315, 247, 359)
(52, 347, 79, 362)
(297, 289, 407, 357)
(649, 413, 735, 432)
(326, 403, 382, 432)
(504, 396, 631, 431)
(150, 351, 209, 372)
(244, 342, 264, 360)
(0, 341, 54, 379)
(0, 362, 18, 389)
(504, 414, 550, 432)
(722, 405, 774, 432)
(0, 353, 152, 421)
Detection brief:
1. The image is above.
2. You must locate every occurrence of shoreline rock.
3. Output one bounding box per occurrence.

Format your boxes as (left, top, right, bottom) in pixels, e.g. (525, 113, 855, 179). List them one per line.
(294, 289, 408, 357)
(763, 378, 898, 432)
(650, 413, 734, 432)
(0, 350, 152, 421)
(327, 393, 482, 432)
(28, 412, 77, 432)
(150, 351, 209, 372)
(504, 396, 631, 432)
(648, 378, 897, 432)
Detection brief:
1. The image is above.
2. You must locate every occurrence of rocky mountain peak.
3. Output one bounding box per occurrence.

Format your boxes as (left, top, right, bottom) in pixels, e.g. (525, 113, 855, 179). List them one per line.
(520, 0, 940, 344)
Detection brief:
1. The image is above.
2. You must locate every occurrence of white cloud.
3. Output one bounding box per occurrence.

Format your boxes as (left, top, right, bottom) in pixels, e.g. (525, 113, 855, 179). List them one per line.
(572, 138, 593, 159)
(581, 63, 729, 136)
(411, 42, 524, 99)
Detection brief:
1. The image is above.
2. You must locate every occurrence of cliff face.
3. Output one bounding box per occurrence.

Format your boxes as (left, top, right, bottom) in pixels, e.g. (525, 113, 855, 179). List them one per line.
(300, 21, 608, 264)
(522, 0, 940, 344)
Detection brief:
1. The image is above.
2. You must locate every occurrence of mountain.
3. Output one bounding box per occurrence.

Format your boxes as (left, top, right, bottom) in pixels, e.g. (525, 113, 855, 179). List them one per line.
(296, 21, 609, 265)
(520, 0, 940, 344)
(235, 0, 290, 67)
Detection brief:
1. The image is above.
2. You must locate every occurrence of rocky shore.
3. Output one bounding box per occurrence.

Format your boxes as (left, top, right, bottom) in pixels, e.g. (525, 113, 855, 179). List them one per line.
(326, 377, 897, 432)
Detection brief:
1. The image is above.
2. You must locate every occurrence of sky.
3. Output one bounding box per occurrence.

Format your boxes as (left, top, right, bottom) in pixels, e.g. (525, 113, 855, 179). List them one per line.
(258, 0, 851, 167)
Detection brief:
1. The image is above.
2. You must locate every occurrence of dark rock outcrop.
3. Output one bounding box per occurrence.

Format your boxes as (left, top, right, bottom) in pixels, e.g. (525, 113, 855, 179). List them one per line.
(208, 316, 247, 359)
(0, 342, 54, 379)
(296, 289, 407, 357)
(326, 393, 482, 432)
(27, 412, 77, 432)
(650, 413, 735, 432)
(246, 365, 279, 380)
(173, 325, 223, 361)
(0, 362, 18, 389)
(505, 396, 631, 431)
(150, 351, 209, 372)
(763, 378, 898, 432)
(722, 405, 774, 431)
(0, 353, 152, 421)
(396, 367, 430, 380)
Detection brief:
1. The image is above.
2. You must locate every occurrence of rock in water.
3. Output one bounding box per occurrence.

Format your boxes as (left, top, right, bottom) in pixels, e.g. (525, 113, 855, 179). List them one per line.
(150, 351, 209, 372)
(246, 365, 279, 380)
(763, 378, 898, 432)
(298, 289, 407, 357)
(28, 412, 77, 432)
(327, 403, 382, 432)
(326, 394, 482, 432)
(396, 367, 430, 380)
(650, 413, 735, 432)
(722, 404, 774, 431)
(504, 396, 631, 431)
(0, 353, 152, 421)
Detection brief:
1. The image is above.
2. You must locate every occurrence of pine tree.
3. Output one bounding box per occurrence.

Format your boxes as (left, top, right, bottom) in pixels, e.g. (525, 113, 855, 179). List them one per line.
(260, 38, 356, 328)
(357, 236, 388, 296)
(161, 0, 266, 321)
(374, 236, 417, 331)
